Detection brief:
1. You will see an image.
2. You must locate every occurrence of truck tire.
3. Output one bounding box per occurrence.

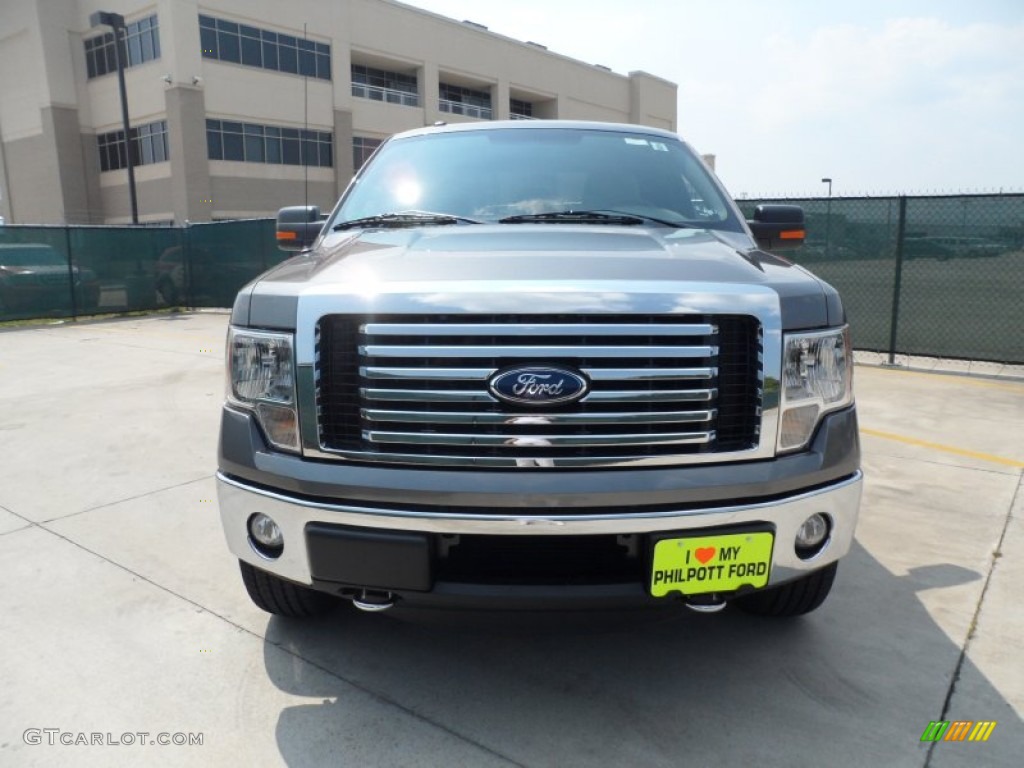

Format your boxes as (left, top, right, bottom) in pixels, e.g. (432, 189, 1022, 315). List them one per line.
(239, 560, 336, 617)
(156, 278, 180, 306)
(733, 562, 837, 617)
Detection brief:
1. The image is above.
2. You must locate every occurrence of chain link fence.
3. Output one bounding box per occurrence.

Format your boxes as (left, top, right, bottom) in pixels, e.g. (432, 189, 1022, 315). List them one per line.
(3, 197, 1023, 363)
(738, 194, 1024, 364)
(0, 219, 284, 323)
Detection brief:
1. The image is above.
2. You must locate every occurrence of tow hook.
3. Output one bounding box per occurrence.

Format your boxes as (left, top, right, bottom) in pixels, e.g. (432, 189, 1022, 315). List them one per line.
(685, 595, 728, 613)
(351, 590, 396, 612)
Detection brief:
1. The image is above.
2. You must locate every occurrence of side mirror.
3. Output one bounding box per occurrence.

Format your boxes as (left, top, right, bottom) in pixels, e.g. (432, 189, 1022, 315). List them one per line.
(276, 206, 324, 252)
(747, 204, 805, 251)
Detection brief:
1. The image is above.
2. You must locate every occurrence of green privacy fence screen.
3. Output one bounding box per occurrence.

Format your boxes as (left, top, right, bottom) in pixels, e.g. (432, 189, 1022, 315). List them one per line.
(2, 197, 1022, 363)
(739, 194, 1023, 363)
(0, 219, 284, 323)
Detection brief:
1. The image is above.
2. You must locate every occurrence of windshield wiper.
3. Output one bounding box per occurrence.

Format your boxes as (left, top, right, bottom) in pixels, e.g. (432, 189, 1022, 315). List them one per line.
(589, 209, 695, 228)
(333, 210, 483, 231)
(497, 209, 694, 228)
(498, 210, 645, 225)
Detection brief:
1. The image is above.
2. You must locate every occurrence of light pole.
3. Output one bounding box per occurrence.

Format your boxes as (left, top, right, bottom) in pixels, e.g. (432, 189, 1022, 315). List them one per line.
(90, 11, 138, 224)
(821, 177, 833, 257)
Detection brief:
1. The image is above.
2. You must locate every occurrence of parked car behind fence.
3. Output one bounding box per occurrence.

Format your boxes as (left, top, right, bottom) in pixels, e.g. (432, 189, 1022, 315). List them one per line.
(0, 243, 99, 316)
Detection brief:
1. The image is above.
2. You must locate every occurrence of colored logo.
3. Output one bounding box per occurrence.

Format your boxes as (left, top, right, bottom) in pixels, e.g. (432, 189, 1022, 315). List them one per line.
(921, 721, 996, 743)
(489, 366, 588, 406)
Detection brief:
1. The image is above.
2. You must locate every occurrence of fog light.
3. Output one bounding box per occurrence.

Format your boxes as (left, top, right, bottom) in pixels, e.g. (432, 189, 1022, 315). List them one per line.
(248, 513, 283, 558)
(795, 513, 830, 558)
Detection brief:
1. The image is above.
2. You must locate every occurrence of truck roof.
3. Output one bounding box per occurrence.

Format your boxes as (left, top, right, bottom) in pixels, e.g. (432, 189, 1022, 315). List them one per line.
(393, 119, 681, 142)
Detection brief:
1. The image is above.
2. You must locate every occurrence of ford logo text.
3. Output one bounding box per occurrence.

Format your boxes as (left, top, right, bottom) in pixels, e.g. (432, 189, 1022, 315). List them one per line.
(488, 366, 589, 406)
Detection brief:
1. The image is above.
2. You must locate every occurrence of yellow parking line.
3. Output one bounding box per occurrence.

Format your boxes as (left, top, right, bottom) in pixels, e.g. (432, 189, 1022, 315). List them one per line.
(861, 427, 1024, 468)
(65, 326, 222, 342)
(858, 366, 1024, 392)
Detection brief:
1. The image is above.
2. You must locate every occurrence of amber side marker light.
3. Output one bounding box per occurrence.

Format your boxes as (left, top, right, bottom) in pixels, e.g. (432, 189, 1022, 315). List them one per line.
(276, 230, 298, 240)
(779, 229, 806, 240)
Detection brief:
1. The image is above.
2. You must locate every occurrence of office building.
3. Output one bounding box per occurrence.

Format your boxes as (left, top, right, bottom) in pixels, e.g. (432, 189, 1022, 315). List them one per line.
(0, 0, 678, 224)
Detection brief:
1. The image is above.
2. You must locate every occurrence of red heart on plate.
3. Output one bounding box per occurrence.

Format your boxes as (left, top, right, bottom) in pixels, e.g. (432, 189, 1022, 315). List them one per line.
(695, 547, 716, 564)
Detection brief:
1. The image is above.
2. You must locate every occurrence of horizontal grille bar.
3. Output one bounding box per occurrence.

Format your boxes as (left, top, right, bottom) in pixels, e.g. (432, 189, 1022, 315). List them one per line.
(363, 430, 715, 447)
(362, 388, 499, 402)
(361, 367, 493, 380)
(361, 366, 718, 381)
(361, 323, 718, 337)
(583, 389, 716, 402)
(361, 409, 717, 425)
(360, 345, 717, 359)
(359, 387, 718, 403)
(586, 368, 717, 381)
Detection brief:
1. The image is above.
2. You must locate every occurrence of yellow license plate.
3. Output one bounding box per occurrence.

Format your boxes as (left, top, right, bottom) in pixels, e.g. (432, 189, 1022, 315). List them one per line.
(650, 531, 774, 597)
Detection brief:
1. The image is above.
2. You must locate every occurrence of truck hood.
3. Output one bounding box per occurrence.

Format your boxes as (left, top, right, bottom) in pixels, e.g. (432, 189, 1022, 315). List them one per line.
(241, 225, 840, 330)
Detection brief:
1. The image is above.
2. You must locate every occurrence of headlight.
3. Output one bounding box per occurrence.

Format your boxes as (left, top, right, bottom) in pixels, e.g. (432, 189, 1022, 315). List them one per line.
(227, 328, 300, 452)
(777, 326, 853, 452)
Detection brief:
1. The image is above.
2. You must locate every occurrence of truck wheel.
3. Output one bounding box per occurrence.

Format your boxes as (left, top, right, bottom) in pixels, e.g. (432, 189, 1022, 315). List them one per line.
(156, 278, 180, 306)
(239, 560, 336, 617)
(733, 562, 837, 617)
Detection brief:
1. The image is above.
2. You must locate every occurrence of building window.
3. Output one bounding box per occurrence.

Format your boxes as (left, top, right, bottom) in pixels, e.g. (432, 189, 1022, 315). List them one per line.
(439, 83, 492, 119)
(206, 120, 333, 167)
(350, 65, 419, 106)
(510, 99, 535, 120)
(199, 15, 331, 80)
(84, 14, 161, 79)
(97, 120, 169, 172)
(352, 137, 384, 170)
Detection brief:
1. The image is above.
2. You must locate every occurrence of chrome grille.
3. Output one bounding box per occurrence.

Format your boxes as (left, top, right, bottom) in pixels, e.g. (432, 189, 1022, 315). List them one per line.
(315, 314, 762, 466)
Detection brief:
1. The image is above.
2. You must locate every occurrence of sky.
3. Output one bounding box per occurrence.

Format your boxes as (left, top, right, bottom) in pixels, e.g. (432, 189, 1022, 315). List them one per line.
(404, 0, 1024, 197)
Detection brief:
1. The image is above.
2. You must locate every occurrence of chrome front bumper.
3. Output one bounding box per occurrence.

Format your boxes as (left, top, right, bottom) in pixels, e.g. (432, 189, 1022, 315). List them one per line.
(217, 471, 863, 589)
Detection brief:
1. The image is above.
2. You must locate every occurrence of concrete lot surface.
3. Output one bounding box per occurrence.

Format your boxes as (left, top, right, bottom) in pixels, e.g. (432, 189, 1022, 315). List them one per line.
(0, 312, 1021, 767)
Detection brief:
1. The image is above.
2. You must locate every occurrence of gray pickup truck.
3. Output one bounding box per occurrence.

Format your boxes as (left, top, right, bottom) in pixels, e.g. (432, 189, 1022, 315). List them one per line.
(217, 121, 861, 620)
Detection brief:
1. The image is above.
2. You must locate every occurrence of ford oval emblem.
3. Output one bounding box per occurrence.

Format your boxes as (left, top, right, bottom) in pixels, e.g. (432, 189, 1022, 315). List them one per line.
(488, 366, 589, 406)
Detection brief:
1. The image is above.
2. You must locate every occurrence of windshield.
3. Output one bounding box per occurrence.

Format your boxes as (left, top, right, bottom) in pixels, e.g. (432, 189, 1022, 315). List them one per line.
(331, 128, 743, 232)
(0, 247, 67, 267)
